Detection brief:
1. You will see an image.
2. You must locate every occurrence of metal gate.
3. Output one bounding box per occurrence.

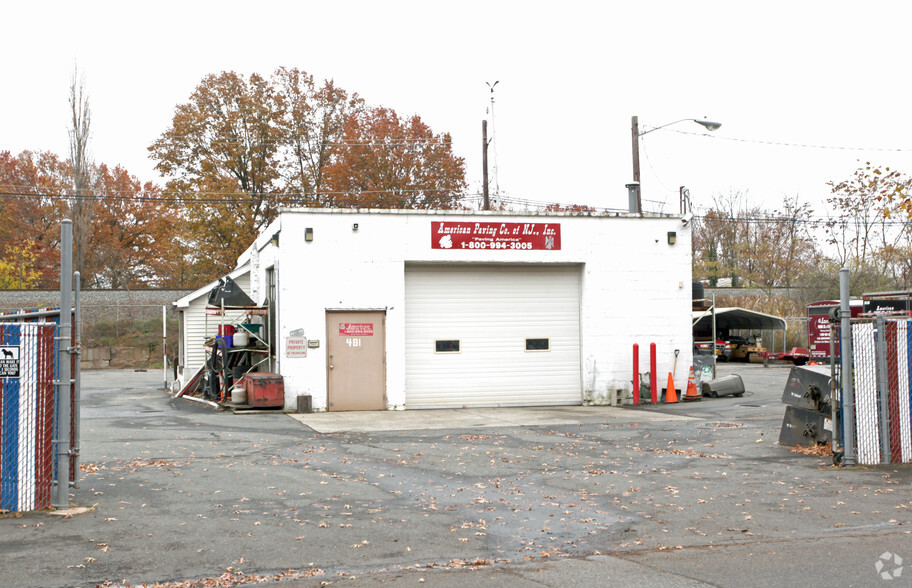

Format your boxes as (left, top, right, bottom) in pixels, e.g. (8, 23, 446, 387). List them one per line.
(0, 323, 56, 512)
(836, 316, 912, 465)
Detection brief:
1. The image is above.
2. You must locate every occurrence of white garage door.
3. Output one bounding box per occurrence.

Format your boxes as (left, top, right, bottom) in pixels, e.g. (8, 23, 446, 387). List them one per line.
(405, 264, 582, 408)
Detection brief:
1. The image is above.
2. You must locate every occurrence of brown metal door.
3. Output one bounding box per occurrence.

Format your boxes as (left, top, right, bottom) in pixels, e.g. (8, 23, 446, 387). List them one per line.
(326, 311, 386, 411)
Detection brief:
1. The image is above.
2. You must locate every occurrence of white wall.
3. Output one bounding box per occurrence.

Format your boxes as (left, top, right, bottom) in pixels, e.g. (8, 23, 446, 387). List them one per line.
(255, 209, 693, 410)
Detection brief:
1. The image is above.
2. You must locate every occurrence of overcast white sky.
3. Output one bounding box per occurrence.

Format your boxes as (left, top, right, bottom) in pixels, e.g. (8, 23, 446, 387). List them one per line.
(4, 1, 911, 217)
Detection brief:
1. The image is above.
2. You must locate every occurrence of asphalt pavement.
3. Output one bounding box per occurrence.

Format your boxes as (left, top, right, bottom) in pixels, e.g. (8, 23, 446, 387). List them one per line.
(2, 363, 911, 588)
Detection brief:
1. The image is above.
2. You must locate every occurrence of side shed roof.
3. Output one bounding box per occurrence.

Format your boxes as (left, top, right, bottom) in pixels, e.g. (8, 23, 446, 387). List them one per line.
(173, 264, 251, 309)
(692, 306, 787, 332)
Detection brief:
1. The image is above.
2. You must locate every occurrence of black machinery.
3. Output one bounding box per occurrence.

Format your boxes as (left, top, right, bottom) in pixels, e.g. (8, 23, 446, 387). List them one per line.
(778, 365, 834, 446)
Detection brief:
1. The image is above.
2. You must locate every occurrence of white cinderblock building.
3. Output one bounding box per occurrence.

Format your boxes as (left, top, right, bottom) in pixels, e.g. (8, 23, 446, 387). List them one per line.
(178, 208, 694, 411)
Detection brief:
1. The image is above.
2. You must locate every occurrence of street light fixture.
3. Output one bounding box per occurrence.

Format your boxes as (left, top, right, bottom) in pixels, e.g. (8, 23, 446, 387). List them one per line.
(630, 116, 722, 213)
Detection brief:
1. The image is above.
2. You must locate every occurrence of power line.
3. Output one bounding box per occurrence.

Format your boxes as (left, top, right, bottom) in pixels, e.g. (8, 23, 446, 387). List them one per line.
(2, 184, 908, 224)
(692, 213, 912, 227)
(185, 138, 454, 147)
(639, 139, 676, 209)
(669, 127, 912, 153)
(0, 186, 470, 204)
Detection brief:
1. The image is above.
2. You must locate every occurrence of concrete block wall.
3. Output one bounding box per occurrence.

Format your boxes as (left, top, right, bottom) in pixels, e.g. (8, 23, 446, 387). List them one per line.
(0, 289, 195, 371)
(0, 289, 192, 325)
(81, 346, 153, 370)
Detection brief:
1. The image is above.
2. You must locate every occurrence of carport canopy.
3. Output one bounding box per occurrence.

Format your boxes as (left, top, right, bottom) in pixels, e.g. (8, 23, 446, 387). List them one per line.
(692, 307, 787, 333)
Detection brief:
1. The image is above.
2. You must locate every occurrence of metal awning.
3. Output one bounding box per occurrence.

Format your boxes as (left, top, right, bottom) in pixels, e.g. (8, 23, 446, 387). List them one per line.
(692, 307, 787, 332)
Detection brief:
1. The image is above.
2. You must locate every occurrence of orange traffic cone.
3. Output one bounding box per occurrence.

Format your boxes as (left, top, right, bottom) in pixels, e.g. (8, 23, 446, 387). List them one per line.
(665, 372, 678, 403)
(682, 366, 701, 402)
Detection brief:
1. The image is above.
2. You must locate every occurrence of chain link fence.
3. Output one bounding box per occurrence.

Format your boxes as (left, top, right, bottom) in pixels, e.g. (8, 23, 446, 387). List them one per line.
(840, 316, 912, 465)
(0, 323, 56, 512)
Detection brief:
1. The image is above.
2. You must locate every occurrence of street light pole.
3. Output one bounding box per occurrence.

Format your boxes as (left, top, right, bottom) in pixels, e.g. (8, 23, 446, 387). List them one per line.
(630, 116, 722, 214)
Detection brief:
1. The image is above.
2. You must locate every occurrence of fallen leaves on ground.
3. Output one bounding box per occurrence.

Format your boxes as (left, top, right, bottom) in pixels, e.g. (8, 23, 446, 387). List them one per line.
(94, 567, 324, 588)
(789, 443, 833, 457)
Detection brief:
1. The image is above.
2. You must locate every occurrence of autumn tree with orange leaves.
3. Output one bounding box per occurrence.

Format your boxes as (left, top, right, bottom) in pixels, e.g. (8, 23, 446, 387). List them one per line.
(273, 67, 364, 205)
(149, 71, 284, 281)
(324, 106, 466, 209)
(0, 150, 70, 287)
(86, 165, 181, 288)
(150, 71, 466, 279)
(149, 69, 367, 279)
(0, 151, 184, 289)
(0, 68, 468, 289)
(822, 165, 912, 292)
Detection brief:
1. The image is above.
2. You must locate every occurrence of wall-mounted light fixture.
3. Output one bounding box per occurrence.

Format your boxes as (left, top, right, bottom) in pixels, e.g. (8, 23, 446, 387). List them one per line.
(305, 227, 314, 242)
(667, 231, 677, 245)
(352, 223, 359, 231)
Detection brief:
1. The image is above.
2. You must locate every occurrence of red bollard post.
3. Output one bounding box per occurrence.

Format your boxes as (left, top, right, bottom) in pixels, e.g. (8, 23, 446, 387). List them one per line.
(650, 342, 658, 404)
(632, 343, 640, 404)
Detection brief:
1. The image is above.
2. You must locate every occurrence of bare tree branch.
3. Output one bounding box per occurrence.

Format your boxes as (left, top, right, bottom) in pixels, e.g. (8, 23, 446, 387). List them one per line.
(69, 66, 93, 276)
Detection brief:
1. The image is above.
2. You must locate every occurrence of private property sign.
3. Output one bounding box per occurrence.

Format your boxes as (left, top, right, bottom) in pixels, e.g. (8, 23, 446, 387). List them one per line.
(285, 337, 308, 358)
(432, 221, 561, 251)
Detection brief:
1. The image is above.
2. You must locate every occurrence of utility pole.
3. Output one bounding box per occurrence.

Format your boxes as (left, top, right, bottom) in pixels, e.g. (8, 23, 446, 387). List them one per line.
(486, 81, 500, 200)
(482, 120, 490, 211)
(55, 219, 73, 509)
(839, 268, 855, 466)
(631, 115, 642, 213)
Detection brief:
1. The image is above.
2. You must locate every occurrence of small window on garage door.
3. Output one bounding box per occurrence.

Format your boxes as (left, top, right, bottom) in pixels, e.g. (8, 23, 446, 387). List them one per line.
(435, 340, 461, 353)
(525, 338, 550, 351)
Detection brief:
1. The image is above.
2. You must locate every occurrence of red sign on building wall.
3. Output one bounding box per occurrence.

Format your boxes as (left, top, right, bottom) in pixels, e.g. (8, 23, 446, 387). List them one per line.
(339, 323, 374, 336)
(431, 221, 561, 251)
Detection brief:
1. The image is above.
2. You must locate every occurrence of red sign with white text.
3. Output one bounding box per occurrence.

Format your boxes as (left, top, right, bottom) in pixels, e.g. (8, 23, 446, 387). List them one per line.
(339, 323, 374, 336)
(431, 221, 561, 251)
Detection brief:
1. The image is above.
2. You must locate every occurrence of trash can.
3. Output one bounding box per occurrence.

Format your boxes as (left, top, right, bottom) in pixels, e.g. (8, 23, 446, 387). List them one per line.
(701, 374, 745, 398)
